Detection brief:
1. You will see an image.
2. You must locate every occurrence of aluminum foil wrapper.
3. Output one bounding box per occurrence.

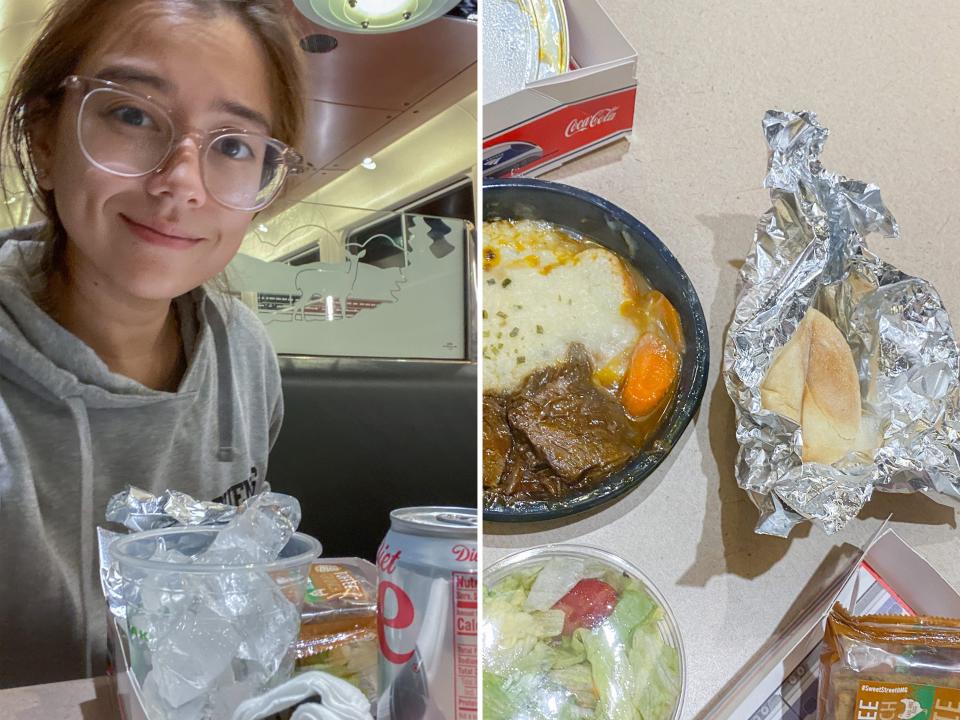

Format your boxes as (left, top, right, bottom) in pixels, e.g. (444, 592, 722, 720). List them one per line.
(723, 110, 960, 536)
(105, 485, 238, 531)
(99, 486, 245, 620)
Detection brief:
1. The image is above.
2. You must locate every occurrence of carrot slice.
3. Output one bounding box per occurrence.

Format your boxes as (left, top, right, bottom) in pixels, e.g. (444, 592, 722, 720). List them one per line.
(621, 333, 680, 418)
(647, 291, 684, 349)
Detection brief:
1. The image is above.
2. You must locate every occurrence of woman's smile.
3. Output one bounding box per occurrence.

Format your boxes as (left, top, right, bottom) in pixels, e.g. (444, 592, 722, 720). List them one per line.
(119, 213, 205, 249)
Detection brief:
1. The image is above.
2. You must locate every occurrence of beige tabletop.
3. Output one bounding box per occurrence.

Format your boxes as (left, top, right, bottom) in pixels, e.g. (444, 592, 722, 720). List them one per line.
(484, 0, 960, 718)
(0, 676, 116, 719)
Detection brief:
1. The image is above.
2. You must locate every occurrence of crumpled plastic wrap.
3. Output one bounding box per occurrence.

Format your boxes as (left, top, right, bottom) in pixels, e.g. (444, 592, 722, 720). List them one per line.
(723, 110, 960, 536)
(107, 493, 311, 718)
(97, 485, 271, 620)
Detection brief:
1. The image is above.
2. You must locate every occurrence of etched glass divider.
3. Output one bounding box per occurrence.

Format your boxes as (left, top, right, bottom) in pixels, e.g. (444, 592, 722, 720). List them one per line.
(227, 204, 475, 361)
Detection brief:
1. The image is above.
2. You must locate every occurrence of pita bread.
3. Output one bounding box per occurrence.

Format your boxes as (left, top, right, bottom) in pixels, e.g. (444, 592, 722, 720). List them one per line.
(761, 308, 861, 464)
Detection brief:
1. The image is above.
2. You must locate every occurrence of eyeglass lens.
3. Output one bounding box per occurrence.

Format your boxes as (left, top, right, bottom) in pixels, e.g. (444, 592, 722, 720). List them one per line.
(78, 87, 286, 210)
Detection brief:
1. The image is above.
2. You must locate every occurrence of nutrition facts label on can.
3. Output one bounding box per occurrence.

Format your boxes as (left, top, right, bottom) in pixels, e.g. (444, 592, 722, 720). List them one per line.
(453, 572, 477, 720)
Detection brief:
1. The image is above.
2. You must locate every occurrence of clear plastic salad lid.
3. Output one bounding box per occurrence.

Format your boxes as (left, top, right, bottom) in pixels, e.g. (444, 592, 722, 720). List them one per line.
(483, 545, 686, 720)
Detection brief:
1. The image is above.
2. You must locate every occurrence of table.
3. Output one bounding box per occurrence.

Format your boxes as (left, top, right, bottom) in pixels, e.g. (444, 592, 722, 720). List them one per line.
(484, 1, 960, 718)
(0, 676, 116, 719)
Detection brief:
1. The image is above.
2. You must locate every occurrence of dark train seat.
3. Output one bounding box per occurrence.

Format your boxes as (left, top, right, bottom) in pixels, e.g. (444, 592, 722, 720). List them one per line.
(269, 357, 477, 561)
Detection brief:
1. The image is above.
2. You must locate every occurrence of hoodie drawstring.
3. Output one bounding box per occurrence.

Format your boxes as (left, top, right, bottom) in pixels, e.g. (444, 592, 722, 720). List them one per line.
(65, 396, 97, 678)
(203, 296, 236, 462)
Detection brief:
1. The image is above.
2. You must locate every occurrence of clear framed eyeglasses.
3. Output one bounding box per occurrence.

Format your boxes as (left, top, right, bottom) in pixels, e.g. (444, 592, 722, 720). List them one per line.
(60, 75, 305, 212)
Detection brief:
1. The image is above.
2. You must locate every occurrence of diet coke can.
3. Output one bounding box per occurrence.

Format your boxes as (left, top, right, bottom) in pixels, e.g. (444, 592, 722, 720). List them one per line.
(376, 507, 478, 720)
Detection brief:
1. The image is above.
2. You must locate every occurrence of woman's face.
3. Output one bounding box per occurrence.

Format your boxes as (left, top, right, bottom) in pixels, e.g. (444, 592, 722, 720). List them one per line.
(36, 3, 275, 301)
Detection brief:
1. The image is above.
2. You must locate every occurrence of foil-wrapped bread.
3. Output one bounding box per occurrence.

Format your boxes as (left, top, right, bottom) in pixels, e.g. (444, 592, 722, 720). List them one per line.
(723, 110, 960, 535)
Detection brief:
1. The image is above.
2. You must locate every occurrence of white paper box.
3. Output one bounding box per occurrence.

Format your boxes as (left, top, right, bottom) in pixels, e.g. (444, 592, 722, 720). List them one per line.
(106, 615, 150, 720)
(483, 0, 638, 178)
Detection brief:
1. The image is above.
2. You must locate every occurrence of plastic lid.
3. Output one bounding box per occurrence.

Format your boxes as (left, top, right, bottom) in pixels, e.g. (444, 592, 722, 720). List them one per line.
(111, 527, 322, 575)
(484, 544, 686, 720)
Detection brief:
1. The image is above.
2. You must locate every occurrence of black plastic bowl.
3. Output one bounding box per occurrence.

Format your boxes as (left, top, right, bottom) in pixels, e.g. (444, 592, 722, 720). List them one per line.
(483, 178, 709, 523)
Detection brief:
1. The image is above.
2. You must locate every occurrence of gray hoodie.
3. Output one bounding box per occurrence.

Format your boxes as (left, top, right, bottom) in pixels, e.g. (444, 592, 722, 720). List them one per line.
(0, 239, 284, 688)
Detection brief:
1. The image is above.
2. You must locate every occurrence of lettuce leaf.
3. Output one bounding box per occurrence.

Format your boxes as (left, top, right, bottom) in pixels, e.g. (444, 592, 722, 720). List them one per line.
(551, 631, 587, 669)
(549, 663, 598, 709)
(607, 586, 657, 644)
(484, 668, 582, 720)
(628, 615, 681, 720)
(489, 566, 541, 597)
(576, 627, 638, 720)
(483, 581, 565, 675)
(483, 671, 514, 720)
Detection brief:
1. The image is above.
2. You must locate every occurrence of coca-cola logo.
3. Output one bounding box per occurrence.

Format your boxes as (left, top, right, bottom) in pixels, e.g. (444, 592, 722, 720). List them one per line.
(452, 544, 477, 563)
(376, 542, 402, 575)
(564, 107, 619, 138)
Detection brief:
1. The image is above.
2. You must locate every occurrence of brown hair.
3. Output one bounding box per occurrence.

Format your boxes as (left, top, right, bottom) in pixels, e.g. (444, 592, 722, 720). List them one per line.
(0, 0, 305, 284)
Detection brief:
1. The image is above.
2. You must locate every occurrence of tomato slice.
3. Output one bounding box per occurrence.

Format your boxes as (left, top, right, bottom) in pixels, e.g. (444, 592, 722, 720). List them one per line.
(552, 579, 618, 635)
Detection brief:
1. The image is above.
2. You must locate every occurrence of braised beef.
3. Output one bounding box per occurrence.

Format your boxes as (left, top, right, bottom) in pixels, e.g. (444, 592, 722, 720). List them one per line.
(482, 395, 512, 488)
(484, 344, 642, 504)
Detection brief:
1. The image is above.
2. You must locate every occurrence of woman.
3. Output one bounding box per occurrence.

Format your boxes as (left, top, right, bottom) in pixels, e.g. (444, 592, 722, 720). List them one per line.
(0, 0, 305, 686)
